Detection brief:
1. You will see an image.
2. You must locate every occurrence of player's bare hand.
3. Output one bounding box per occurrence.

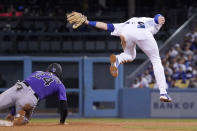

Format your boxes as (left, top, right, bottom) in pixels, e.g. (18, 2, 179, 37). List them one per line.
(158, 16, 165, 25)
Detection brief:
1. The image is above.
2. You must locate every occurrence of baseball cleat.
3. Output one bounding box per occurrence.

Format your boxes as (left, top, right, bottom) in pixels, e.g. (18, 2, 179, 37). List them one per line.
(160, 94, 172, 102)
(110, 54, 118, 77)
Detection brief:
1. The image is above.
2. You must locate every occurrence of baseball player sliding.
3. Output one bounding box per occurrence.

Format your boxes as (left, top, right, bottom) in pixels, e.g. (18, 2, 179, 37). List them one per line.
(0, 63, 68, 126)
(67, 12, 172, 102)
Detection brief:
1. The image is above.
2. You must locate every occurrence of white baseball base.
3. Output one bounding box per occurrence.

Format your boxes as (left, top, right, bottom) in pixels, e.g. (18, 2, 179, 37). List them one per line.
(0, 120, 13, 126)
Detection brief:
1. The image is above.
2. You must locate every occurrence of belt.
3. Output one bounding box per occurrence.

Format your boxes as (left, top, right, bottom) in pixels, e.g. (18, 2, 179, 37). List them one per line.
(23, 81, 40, 101)
(34, 93, 40, 101)
(23, 81, 30, 87)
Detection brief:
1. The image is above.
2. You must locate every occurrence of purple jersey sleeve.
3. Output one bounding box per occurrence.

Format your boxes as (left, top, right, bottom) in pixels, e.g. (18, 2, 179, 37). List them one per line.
(58, 84, 67, 101)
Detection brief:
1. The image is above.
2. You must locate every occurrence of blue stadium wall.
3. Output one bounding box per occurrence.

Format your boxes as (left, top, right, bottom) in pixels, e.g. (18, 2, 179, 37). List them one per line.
(119, 88, 197, 118)
(0, 56, 196, 118)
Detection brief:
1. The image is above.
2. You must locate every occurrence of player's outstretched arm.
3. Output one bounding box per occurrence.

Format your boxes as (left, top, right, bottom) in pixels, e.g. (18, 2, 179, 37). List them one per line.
(84, 19, 114, 32)
(59, 100, 68, 125)
(67, 11, 114, 32)
(84, 20, 107, 31)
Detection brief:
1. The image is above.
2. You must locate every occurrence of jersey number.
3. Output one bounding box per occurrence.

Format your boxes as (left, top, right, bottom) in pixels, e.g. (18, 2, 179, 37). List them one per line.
(42, 77, 54, 86)
(137, 22, 145, 28)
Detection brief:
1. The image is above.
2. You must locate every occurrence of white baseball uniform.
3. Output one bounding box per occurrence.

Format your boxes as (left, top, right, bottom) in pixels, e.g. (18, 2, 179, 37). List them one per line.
(111, 17, 167, 94)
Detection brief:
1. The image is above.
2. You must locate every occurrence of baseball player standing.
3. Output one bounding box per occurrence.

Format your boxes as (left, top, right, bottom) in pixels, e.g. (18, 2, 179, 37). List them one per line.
(0, 63, 68, 125)
(67, 12, 172, 102)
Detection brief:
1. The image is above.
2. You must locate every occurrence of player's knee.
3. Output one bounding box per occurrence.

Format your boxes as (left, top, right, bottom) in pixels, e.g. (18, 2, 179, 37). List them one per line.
(22, 104, 33, 111)
(127, 54, 135, 61)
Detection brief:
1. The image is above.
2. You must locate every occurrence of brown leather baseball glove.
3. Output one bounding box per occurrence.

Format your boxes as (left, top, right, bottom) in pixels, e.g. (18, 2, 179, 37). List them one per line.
(66, 11, 87, 29)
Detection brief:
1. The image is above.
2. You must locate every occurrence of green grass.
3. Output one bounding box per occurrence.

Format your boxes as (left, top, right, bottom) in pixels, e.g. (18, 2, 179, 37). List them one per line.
(31, 118, 197, 123)
(124, 126, 197, 130)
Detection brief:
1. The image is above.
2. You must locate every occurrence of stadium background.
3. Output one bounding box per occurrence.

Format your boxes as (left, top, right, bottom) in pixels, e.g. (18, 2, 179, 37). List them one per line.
(0, 0, 197, 120)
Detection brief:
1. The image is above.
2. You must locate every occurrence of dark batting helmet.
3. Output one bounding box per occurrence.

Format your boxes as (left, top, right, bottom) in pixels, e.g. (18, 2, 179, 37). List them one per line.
(47, 63, 62, 78)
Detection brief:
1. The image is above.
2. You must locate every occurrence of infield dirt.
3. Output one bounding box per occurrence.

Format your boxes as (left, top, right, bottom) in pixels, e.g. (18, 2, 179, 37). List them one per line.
(0, 119, 197, 131)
